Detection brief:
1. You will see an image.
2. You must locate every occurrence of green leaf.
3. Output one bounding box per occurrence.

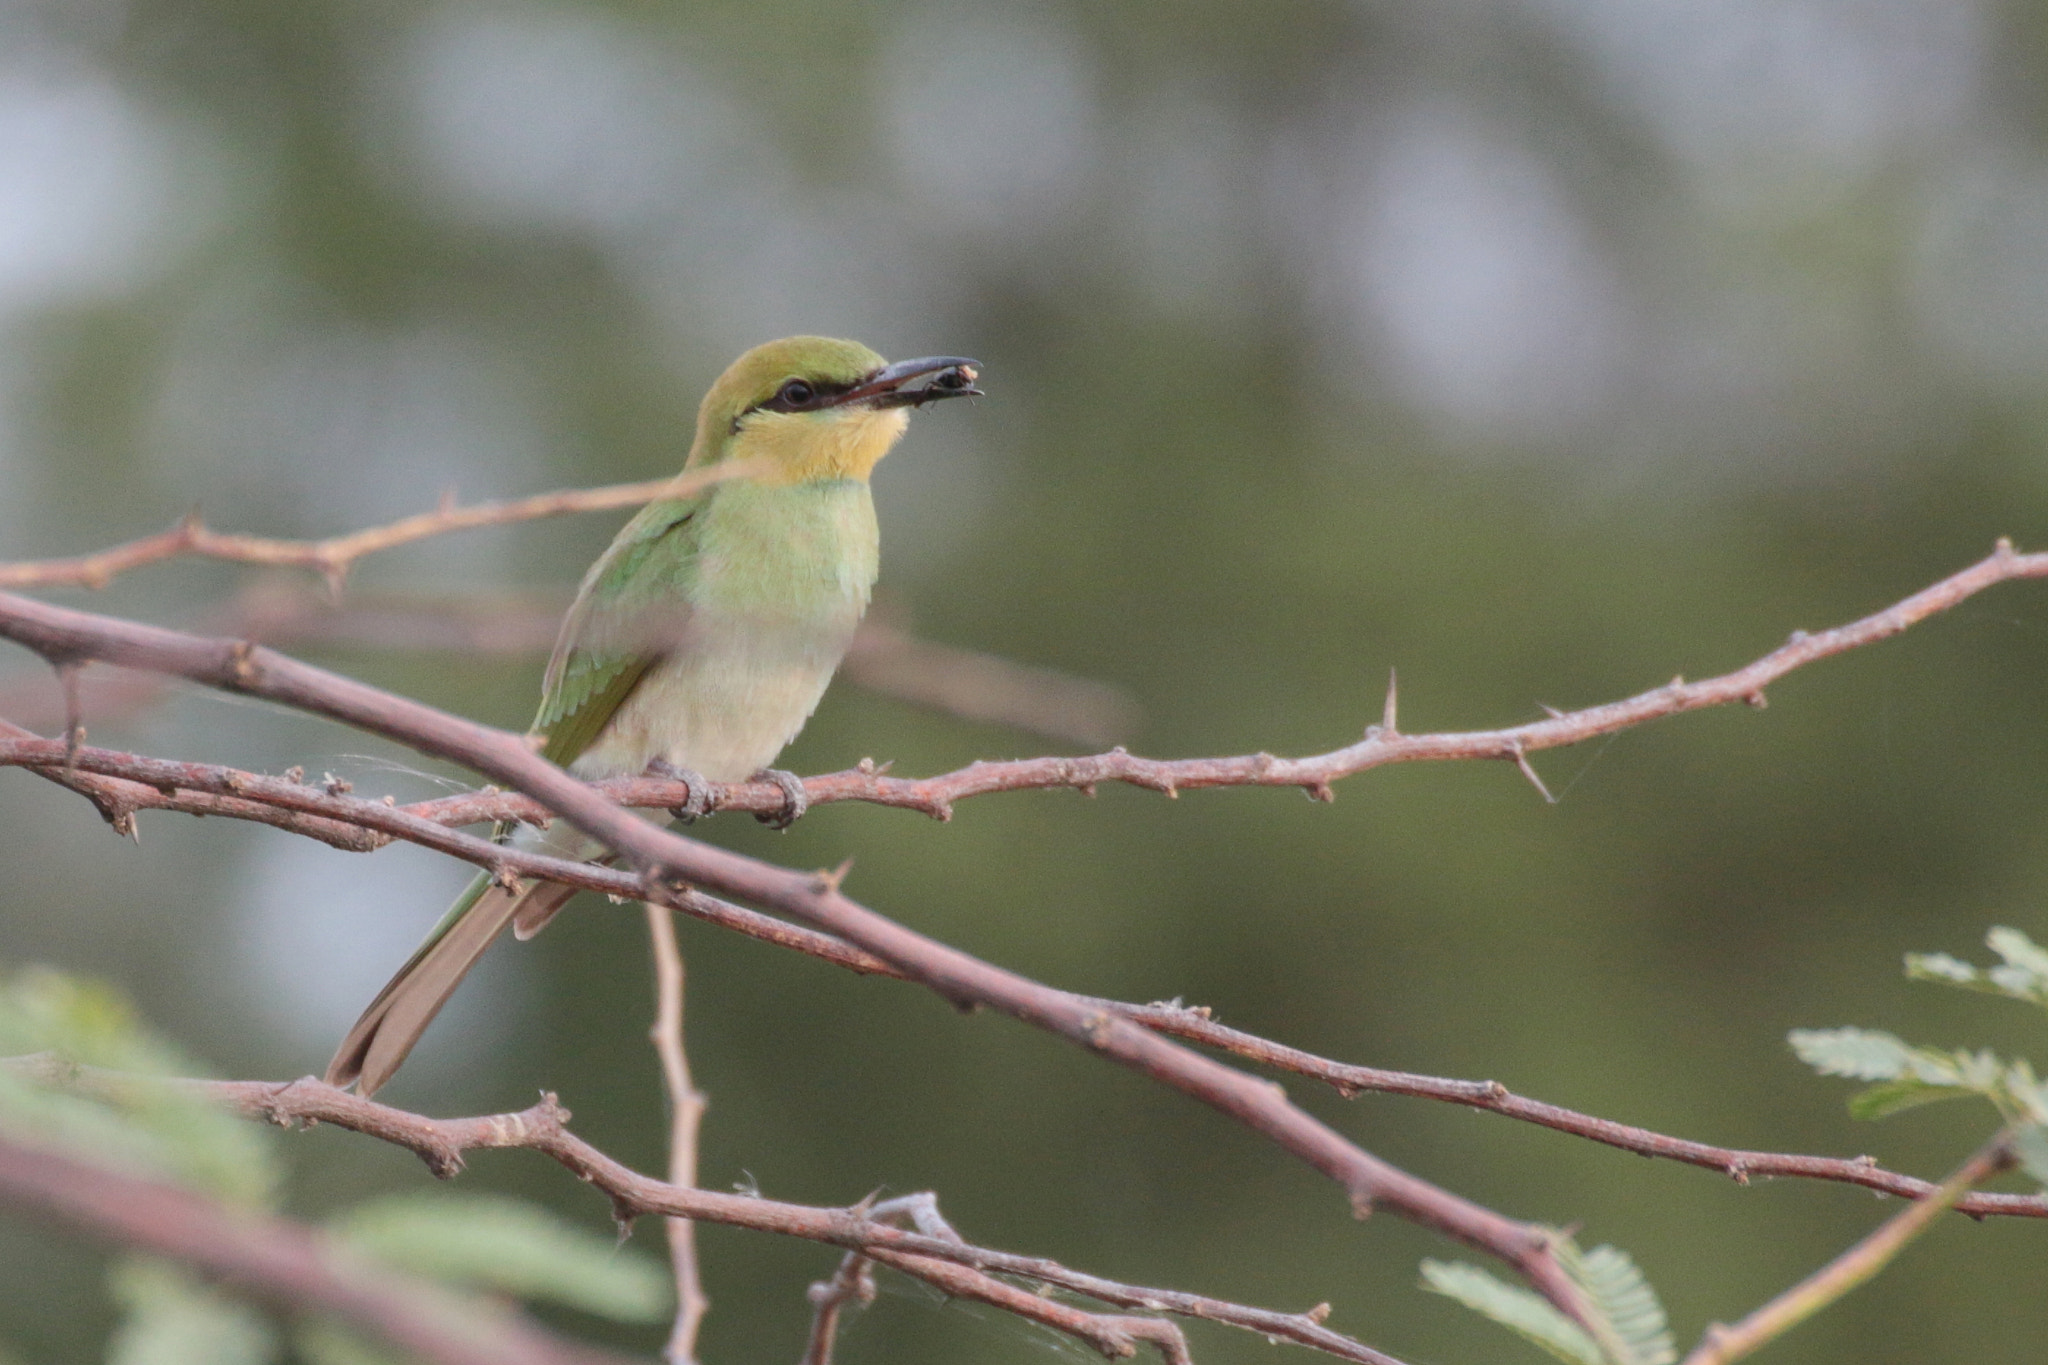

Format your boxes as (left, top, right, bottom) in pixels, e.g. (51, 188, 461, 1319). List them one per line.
(2014, 1125, 2048, 1190)
(1789, 1028, 1916, 1081)
(1555, 1240, 1677, 1365)
(1847, 1079, 1980, 1121)
(1904, 952, 1984, 987)
(292, 1320, 406, 1365)
(1420, 1260, 1604, 1365)
(105, 1258, 276, 1365)
(0, 968, 277, 1206)
(1986, 927, 2048, 1004)
(330, 1193, 670, 1322)
(1905, 929, 2048, 1008)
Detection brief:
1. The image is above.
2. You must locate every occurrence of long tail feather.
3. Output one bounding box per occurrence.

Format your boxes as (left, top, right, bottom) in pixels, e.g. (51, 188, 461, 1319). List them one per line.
(326, 871, 567, 1096)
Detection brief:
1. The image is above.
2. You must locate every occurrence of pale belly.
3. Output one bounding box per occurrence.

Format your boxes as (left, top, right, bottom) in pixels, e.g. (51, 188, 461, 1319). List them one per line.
(567, 616, 856, 784)
(559, 477, 877, 788)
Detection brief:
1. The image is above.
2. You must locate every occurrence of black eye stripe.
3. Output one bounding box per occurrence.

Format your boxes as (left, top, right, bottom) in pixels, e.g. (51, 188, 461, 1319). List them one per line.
(741, 377, 854, 420)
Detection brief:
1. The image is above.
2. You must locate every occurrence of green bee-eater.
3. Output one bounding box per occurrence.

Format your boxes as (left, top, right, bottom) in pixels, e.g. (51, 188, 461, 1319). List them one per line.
(326, 336, 980, 1096)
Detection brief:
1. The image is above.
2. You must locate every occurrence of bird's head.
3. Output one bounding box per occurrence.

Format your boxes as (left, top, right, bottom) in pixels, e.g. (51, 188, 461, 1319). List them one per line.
(687, 336, 980, 484)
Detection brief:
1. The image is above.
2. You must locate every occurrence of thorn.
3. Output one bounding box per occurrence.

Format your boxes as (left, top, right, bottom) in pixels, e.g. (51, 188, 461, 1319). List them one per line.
(1511, 744, 1556, 804)
(227, 639, 259, 686)
(812, 858, 855, 895)
(1669, 674, 1685, 689)
(283, 765, 304, 784)
(1305, 1303, 1332, 1325)
(381, 794, 395, 806)
(1381, 667, 1399, 736)
(1994, 535, 2015, 560)
(322, 772, 352, 795)
(1304, 781, 1335, 803)
(1787, 628, 1810, 645)
(319, 560, 349, 603)
(1538, 703, 1564, 719)
(1745, 690, 1768, 709)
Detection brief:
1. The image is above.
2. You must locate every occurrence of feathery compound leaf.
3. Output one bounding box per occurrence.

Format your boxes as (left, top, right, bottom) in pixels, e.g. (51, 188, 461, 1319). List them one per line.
(1554, 1240, 1677, 1365)
(1906, 928, 2048, 1008)
(1847, 1079, 1980, 1121)
(1986, 927, 2048, 1003)
(105, 1258, 277, 1365)
(0, 968, 277, 1205)
(331, 1192, 670, 1322)
(2014, 1125, 2048, 1189)
(1905, 952, 1983, 987)
(1788, 1028, 1915, 1081)
(293, 1319, 405, 1365)
(1420, 1260, 1604, 1365)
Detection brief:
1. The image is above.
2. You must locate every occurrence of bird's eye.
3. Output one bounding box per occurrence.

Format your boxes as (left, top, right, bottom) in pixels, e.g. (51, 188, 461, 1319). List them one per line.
(777, 379, 815, 407)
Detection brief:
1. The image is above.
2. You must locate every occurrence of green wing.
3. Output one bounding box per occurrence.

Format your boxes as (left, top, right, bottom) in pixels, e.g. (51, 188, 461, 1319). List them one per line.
(535, 494, 706, 769)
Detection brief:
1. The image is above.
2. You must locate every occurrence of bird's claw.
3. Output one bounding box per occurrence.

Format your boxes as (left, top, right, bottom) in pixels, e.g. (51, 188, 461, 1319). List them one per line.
(753, 768, 809, 830)
(646, 759, 714, 823)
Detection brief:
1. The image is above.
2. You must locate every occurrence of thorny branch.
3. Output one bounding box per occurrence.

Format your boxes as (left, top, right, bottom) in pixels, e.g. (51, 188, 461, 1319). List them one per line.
(0, 583, 1141, 749)
(4, 1058, 1397, 1365)
(1680, 1133, 2019, 1365)
(0, 471, 755, 595)
(1, 727, 2037, 1224)
(0, 586, 1594, 1323)
(3, 536, 2046, 1336)
(22, 540, 2042, 827)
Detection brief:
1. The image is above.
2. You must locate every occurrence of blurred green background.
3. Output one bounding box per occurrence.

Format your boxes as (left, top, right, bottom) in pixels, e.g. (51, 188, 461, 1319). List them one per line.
(4, 0, 2048, 1360)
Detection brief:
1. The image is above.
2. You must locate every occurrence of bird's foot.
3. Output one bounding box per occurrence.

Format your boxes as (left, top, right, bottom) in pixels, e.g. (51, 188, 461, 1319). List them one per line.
(752, 768, 809, 830)
(645, 759, 714, 823)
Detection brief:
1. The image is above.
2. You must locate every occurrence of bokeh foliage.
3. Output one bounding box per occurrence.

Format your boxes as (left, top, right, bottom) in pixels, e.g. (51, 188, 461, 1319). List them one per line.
(3, 0, 2048, 1360)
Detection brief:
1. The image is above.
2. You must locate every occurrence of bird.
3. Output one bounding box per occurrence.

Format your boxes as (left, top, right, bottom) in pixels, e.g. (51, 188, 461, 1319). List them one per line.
(325, 336, 981, 1097)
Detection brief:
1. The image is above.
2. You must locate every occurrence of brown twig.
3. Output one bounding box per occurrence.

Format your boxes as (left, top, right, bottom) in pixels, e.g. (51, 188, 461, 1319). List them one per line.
(4, 1059, 1402, 1364)
(2, 733, 2041, 1222)
(0, 1127, 636, 1365)
(447, 539, 2048, 819)
(0, 588, 1589, 1324)
(1681, 1132, 2017, 1365)
(801, 1239, 879, 1365)
(1100, 1001, 2048, 1220)
(645, 905, 710, 1365)
(3, 732, 2041, 1227)
(0, 470, 758, 594)
(805, 1195, 1199, 1365)
(31, 535, 2022, 828)
(0, 583, 1140, 749)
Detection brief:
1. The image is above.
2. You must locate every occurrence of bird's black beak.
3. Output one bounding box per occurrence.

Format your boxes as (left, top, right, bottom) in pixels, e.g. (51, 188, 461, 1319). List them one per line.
(837, 356, 983, 410)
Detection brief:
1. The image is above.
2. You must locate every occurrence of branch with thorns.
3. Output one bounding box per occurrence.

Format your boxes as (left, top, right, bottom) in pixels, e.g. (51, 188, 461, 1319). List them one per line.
(4, 1057, 1392, 1365)
(0, 723, 2038, 1224)
(0, 472, 756, 596)
(4, 493, 2047, 1354)
(0, 587, 1592, 1323)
